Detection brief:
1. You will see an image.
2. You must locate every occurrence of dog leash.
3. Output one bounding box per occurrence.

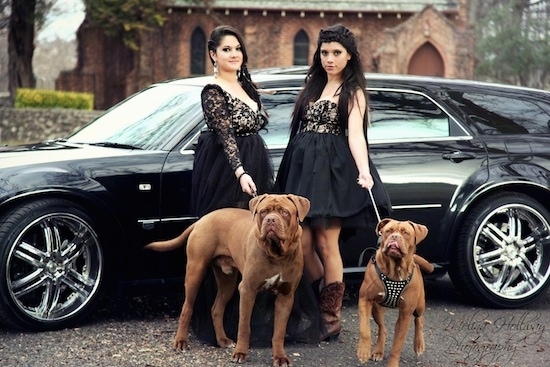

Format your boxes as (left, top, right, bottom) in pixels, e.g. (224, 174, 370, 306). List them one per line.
(357, 187, 383, 266)
(368, 188, 382, 224)
(368, 187, 384, 249)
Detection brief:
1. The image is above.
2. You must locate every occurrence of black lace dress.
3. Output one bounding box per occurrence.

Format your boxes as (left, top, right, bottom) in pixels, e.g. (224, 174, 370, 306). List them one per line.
(276, 99, 391, 230)
(189, 85, 321, 346)
(190, 84, 273, 216)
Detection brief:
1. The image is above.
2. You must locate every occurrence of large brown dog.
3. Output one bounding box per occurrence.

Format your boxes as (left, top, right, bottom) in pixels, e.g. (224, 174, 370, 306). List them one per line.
(145, 194, 310, 367)
(357, 218, 434, 367)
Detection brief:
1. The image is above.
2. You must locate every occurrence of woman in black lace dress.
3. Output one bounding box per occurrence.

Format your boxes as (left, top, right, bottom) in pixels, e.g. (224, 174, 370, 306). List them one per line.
(189, 25, 320, 347)
(190, 25, 272, 216)
(189, 25, 273, 345)
(276, 24, 392, 341)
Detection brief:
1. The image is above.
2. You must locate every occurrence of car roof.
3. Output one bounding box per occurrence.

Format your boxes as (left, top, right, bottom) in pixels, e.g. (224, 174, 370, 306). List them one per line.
(158, 67, 550, 96)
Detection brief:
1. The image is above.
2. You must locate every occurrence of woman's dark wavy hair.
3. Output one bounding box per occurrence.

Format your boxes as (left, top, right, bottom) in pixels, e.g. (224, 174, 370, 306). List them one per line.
(290, 24, 368, 138)
(207, 25, 266, 127)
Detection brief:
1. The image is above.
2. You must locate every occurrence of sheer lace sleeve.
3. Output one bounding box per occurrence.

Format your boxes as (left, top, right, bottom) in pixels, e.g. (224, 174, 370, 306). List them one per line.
(201, 84, 242, 171)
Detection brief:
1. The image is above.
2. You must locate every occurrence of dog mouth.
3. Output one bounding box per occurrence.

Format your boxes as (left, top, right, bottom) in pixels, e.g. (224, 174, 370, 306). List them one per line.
(265, 231, 284, 256)
(385, 240, 403, 257)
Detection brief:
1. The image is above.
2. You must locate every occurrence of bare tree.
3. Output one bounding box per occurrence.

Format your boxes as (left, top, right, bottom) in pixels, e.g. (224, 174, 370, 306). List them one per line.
(8, 0, 36, 103)
(4, 0, 52, 105)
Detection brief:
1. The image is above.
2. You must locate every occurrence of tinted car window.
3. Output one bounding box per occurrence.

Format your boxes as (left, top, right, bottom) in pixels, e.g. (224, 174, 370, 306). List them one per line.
(262, 88, 452, 144)
(260, 89, 299, 147)
(446, 91, 550, 135)
(368, 90, 450, 140)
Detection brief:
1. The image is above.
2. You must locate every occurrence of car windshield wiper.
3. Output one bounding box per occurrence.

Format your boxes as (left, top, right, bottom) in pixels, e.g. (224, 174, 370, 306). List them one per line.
(89, 142, 142, 150)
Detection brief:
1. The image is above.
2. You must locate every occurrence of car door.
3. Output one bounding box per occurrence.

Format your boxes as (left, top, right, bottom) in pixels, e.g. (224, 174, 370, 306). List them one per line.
(347, 87, 490, 270)
(247, 83, 491, 273)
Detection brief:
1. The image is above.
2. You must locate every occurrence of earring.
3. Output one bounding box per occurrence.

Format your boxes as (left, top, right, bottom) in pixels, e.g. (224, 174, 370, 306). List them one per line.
(213, 61, 218, 78)
(237, 68, 241, 80)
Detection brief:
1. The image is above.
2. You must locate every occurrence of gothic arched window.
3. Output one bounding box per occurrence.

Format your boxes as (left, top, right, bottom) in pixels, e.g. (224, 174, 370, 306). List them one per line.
(190, 27, 206, 75)
(293, 30, 309, 65)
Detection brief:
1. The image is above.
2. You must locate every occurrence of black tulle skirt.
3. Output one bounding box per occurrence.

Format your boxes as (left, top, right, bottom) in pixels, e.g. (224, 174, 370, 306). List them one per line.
(276, 131, 391, 229)
(190, 131, 273, 217)
(190, 271, 323, 346)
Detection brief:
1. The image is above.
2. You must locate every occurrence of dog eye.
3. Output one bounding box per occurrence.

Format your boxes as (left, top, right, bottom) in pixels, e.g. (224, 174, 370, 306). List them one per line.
(260, 209, 268, 217)
(280, 209, 290, 217)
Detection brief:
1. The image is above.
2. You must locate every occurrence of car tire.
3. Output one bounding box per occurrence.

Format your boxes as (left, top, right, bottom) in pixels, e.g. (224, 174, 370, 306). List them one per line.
(449, 192, 550, 308)
(0, 198, 105, 330)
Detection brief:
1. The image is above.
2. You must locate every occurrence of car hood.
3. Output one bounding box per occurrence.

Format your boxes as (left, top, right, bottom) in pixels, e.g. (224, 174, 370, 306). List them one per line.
(0, 141, 137, 169)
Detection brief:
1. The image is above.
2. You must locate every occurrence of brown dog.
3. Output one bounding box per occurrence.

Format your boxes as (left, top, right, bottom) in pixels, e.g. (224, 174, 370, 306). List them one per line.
(357, 218, 434, 367)
(145, 194, 310, 367)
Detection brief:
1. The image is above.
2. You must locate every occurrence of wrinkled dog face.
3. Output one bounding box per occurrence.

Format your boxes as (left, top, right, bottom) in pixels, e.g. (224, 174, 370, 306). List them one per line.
(256, 198, 297, 257)
(377, 219, 429, 260)
(379, 220, 416, 259)
(249, 194, 310, 258)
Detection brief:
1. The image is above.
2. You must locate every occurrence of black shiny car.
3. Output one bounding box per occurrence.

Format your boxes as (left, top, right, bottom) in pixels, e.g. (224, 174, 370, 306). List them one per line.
(1, 72, 550, 331)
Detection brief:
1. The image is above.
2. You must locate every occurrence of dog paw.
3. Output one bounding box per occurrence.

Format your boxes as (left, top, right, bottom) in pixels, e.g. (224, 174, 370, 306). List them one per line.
(173, 339, 189, 351)
(272, 355, 291, 367)
(217, 337, 235, 349)
(357, 345, 371, 363)
(414, 340, 425, 356)
(231, 350, 249, 363)
(371, 351, 384, 361)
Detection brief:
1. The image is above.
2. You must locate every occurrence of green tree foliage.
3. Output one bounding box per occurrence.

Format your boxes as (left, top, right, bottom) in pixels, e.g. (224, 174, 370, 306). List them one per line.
(83, 0, 165, 51)
(475, 0, 550, 88)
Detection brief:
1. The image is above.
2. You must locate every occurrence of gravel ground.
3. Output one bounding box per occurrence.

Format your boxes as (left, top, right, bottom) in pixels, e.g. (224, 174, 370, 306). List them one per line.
(0, 289, 365, 367)
(1, 279, 548, 367)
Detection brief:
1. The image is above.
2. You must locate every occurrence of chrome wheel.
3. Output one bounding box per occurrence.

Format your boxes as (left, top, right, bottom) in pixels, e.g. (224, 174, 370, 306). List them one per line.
(473, 203, 550, 300)
(0, 199, 104, 330)
(450, 193, 550, 308)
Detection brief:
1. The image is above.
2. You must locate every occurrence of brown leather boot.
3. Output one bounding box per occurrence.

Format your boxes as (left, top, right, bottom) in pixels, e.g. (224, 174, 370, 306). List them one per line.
(319, 281, 345, 341)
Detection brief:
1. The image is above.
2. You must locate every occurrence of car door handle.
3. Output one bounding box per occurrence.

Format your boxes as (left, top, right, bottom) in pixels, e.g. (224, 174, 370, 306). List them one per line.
(442, 151, 476, 163)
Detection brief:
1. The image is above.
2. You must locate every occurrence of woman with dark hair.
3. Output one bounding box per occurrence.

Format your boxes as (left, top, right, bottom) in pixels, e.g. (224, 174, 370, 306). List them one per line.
(190, 25, 273, 217)
(189, 25, 274, 345)
(189, 25, 320, 347)
(276, 24, 391, 341)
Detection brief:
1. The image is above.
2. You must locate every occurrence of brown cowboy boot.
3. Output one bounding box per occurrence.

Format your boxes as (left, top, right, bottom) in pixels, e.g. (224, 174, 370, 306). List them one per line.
(319, 281, 345, 341)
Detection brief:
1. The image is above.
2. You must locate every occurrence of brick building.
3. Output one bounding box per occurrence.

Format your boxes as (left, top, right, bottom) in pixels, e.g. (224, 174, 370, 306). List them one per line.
(56, 0, 474, 110)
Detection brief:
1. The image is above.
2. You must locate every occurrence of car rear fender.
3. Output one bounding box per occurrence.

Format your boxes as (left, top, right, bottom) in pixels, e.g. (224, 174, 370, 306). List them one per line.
(442, 167, 550, 262)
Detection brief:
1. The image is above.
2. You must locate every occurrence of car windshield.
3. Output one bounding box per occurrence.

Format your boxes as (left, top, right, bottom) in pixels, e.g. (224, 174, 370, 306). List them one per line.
(67, 84, 204, 150)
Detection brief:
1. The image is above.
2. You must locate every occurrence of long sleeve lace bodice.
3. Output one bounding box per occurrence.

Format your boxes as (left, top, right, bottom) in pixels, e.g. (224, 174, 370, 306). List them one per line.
(201, 84, 264, 170)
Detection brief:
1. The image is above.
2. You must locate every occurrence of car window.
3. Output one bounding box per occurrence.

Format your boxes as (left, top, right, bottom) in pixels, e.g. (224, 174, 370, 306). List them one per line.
(446, 91, 550, 135)
(367, 90, 450, 141)
(260, 89, 299, 147)
(68, 84, 203, 150)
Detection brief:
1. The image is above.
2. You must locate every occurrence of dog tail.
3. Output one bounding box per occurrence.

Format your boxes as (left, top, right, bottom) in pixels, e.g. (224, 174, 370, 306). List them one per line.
(414, 254, 435, 273)
(144, 224, 195, 252)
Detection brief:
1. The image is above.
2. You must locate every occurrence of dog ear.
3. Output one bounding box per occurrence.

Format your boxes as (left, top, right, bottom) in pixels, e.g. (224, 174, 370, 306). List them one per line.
(249, 194, 268, 216)
(287, 194, 310, 222)
(376, 218, 392, 235)
(409, 221, 428, 244)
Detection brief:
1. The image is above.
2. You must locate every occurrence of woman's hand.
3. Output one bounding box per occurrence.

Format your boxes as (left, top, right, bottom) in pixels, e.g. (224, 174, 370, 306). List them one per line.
(356, 172, 374, 190)
(239, 173, 257, 197)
